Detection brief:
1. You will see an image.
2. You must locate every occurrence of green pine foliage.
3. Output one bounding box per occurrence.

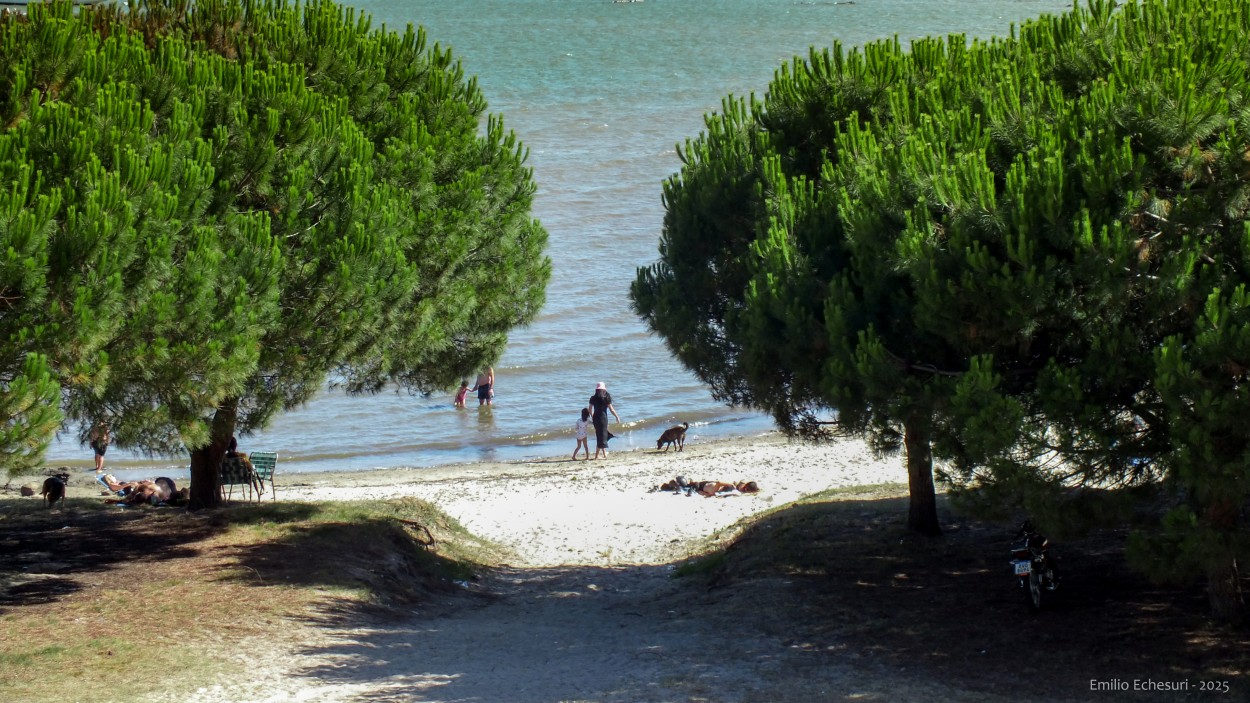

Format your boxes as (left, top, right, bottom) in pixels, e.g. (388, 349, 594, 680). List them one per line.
(0, 0, 549, 502)
(0, 354, 61, 474)
(633, 0, 1250, 617)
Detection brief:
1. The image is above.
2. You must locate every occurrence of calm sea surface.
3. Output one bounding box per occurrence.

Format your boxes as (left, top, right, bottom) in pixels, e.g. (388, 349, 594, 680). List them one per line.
(47, 0, 1070, 478)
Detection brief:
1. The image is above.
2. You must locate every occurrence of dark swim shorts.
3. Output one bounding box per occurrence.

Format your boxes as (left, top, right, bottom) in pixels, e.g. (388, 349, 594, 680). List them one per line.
(477, 383, 492, 400)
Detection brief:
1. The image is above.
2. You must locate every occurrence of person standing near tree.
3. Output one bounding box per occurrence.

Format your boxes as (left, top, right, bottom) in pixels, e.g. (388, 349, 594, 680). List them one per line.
(472, 366, 495, 406)
(588, 382, 620, 459)
(89, 422, 110, 473)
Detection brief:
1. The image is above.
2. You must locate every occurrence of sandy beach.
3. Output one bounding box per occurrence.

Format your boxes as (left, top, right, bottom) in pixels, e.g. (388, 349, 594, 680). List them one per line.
(275, 431, 907, 567)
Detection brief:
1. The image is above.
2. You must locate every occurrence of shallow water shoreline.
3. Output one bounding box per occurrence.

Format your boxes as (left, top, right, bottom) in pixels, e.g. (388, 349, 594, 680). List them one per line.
(45, 415, 779, 482)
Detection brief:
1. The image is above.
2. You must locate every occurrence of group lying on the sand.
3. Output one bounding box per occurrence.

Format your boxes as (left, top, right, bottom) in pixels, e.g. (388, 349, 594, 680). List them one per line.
(653, 476, 760, 497)
(97, 474, 188, 507)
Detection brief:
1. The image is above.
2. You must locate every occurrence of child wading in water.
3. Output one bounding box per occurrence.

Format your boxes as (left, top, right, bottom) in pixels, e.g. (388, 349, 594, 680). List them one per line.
(454, 380, 470, 408)
(573, 407, 591, 460)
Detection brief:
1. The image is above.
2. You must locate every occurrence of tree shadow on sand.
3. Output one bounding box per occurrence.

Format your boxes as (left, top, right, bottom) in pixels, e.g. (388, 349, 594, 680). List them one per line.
(0, 501, 235, 609)
(5, 493, 1247, 702)
(264, 495, 1250, 703)
(690, 495, 1250, 701)
(268, 562, 913, 703)
(0, 499, 466, 615)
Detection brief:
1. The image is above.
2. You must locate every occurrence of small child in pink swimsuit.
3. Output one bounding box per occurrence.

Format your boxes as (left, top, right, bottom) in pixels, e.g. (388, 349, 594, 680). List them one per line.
(573, 407, 591, 460)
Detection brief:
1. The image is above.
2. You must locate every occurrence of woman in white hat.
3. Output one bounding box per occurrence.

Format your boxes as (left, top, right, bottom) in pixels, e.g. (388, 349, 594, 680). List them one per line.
(588, 382, 621, 459)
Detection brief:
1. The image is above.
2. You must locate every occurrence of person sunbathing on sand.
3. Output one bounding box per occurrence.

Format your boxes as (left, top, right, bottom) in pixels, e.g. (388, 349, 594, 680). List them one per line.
(100, 476, 174, 506)
(653, 476, 761, 496)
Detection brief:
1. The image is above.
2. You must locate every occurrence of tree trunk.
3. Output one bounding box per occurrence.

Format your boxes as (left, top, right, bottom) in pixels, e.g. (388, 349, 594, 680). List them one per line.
(1206, 558, 1245, 624)
(903, 414, 942, 536)
(1204, 497, 1245, 623)
(187, 399, 239, 511)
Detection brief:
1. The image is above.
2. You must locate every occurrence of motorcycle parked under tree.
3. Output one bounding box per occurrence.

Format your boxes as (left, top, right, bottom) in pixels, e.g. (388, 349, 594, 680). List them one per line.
(1010, 520, 1059, 611)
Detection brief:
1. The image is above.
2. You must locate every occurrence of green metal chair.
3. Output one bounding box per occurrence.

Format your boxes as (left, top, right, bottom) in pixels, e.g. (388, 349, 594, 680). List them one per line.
(219, 454, 261, 502)
(248, 451, 279, 501)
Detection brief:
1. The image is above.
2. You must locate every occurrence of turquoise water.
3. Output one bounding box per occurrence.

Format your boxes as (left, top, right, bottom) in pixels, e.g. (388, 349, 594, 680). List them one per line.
(46, 0, 1071, 477)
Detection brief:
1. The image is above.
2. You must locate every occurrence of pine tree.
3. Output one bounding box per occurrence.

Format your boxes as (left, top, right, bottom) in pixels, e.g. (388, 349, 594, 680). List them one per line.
(633, 38, 972, 537)
(634, 0, 1250, 621)
(0, 0, 549, 506)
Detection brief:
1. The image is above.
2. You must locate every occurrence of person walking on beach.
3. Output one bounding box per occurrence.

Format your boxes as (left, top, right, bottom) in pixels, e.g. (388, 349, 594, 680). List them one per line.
(472, 366, 494, 406)
(573, 407, 591, 460)
(89, 422, 110, 473)
(454, 380, 470, 408)
(589, 382, 620, 459)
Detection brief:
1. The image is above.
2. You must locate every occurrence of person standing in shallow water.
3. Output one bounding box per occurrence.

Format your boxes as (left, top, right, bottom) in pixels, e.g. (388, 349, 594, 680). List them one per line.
(473, 366, 494, 406)
(588, 382, 620, 459)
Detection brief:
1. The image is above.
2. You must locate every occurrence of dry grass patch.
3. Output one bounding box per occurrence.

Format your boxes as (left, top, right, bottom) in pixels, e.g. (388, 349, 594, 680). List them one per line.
(0, 494, 502, 703)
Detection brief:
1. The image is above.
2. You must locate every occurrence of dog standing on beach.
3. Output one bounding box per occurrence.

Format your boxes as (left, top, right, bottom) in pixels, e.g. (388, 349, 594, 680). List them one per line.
(656, 422, 689, 452)
(41, 473, 69, 508)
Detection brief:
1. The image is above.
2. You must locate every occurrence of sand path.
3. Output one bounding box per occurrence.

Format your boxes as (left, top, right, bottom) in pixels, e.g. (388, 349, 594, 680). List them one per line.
(169, 434, 1010, 702)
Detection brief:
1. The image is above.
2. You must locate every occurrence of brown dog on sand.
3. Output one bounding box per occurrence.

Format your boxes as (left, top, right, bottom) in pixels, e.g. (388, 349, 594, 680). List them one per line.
(41, 474, 68, 508)
(656, 422, 689, 452)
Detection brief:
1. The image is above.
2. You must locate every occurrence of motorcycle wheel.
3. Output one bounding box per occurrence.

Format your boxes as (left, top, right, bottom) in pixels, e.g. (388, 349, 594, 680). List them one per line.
(1027, 568, 1045, 611)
